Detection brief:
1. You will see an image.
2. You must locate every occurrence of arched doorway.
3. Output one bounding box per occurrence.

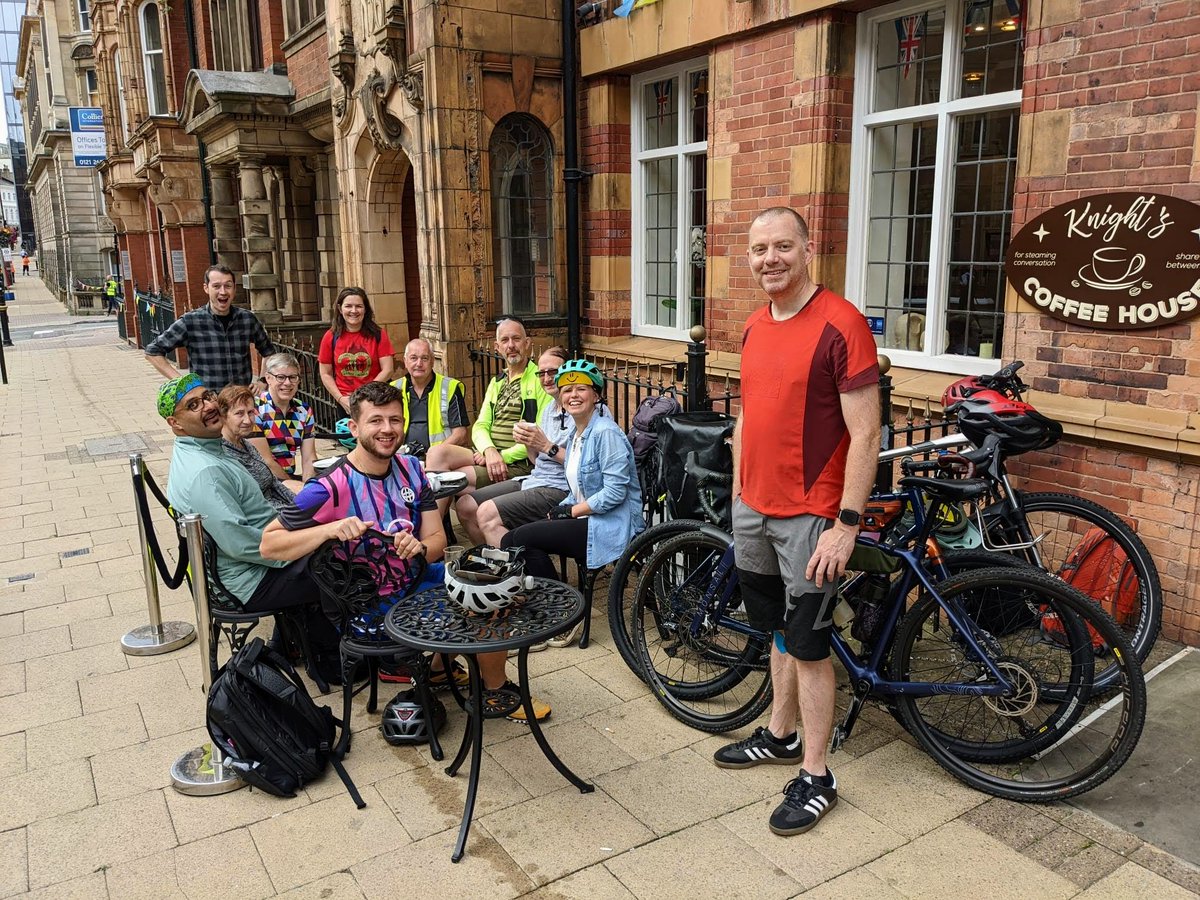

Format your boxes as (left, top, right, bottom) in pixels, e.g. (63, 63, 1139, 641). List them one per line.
(360, 147, 423, 346)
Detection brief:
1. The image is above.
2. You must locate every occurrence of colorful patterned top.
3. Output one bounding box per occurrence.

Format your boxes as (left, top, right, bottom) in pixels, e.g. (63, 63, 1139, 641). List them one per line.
(255, 391, 315, 475)
(279, 455, 436, 598)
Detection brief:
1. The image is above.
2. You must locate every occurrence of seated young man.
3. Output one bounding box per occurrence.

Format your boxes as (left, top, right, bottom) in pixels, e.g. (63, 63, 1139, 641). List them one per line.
(260, 381, 550, 721)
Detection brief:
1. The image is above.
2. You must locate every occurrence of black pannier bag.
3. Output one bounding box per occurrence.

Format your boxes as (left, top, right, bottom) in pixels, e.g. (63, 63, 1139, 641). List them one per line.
(654, 411, 735, 527)
(207, 637, 364, 807)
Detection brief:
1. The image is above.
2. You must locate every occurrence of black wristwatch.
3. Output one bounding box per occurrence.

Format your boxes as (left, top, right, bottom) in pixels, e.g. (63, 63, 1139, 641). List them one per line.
(547, 443, 561, 458)
(837, 508, 861, 528)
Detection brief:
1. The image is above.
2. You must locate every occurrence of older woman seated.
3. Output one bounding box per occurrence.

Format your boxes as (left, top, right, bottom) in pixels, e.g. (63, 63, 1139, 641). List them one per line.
(218, 384, 301, 513)
(501, 359, 644, 582)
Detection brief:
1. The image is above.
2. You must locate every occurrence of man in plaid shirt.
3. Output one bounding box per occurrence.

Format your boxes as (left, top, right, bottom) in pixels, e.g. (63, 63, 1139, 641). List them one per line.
(145, 266, 276, 391)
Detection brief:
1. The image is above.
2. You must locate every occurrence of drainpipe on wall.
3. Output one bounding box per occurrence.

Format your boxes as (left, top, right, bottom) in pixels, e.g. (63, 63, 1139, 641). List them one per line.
(183, 0, 217, 269)
(562, 0, 583, 356)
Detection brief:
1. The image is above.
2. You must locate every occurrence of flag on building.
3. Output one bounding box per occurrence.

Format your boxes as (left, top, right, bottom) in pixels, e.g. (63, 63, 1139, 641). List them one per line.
(895, 13, 926, 79)
(615, 0, 661, 18)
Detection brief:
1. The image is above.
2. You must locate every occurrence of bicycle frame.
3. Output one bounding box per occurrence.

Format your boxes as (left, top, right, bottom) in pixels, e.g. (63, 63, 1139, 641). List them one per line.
(663, 487, 1017, 701)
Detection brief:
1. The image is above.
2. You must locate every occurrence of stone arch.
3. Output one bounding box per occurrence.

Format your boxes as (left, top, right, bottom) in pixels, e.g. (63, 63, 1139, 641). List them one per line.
(357, 143, 423, 348)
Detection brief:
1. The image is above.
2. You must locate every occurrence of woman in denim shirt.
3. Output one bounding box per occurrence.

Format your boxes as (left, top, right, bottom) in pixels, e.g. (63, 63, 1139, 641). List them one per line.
(502, 360, 644, 580)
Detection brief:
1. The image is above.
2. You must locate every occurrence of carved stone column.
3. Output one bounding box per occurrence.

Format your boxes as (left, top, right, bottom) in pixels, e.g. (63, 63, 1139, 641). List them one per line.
(312, 151, 342, 320)
(237, 155, 281, 319)
(209, 165, 245, 277)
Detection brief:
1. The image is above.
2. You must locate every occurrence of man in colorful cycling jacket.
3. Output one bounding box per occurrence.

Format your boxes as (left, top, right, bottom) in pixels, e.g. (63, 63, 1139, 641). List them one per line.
(712, 207, 880, 837)
(260, 380, 550, 720)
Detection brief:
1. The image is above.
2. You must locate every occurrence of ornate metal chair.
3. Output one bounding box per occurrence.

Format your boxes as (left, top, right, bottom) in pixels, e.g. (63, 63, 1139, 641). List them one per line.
(308, 531, 445, 760)
(198, 533, 330, 694)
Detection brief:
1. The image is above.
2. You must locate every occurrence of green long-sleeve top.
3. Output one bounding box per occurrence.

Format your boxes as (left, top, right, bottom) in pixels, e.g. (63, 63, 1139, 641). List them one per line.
(166, 436, 285, 602)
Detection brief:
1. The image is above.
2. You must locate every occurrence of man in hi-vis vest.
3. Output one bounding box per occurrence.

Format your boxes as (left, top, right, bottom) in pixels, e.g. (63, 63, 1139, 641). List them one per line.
(390, 338, 469, 451)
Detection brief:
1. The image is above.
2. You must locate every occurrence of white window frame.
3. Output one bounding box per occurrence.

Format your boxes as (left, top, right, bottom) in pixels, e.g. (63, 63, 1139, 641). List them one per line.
(139, 1, 168, 116)
(113, 49, 130, 139)
(630, 57, 708, 341)
(78, 0, 91, 32)
(846, 0, 1021, 376)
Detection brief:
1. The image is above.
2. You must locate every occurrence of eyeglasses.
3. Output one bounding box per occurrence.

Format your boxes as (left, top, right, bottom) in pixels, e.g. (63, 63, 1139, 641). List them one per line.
(536, 369, 559, 379)
(182, 390, 218, 413)
(268, 373, 301, 383)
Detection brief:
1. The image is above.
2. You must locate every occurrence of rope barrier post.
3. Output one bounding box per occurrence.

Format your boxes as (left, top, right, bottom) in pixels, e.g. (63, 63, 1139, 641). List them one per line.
(171, 513, 245, 796)
(122, 453, 197, 656)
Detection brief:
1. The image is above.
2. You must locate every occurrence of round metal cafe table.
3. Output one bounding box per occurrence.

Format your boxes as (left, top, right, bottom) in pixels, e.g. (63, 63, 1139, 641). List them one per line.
(385, 579, 595, 862)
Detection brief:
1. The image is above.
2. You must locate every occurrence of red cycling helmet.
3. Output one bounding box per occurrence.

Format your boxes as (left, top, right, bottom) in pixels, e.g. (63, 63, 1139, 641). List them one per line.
(954, 389, 1062, 454)
(941, 375, 989, 410)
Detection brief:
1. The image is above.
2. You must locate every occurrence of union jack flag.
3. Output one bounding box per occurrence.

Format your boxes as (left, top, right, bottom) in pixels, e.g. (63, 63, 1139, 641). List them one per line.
(653, 79, 673, 123)
(895, 13, 927, 79)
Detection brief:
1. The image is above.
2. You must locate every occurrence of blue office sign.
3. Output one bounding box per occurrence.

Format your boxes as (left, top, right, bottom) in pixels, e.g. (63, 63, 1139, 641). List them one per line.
(69, 107, 107, 167)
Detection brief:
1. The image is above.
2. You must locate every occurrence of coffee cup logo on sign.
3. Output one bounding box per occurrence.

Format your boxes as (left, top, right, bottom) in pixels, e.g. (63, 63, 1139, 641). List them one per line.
(1005, 193, 1200, 330)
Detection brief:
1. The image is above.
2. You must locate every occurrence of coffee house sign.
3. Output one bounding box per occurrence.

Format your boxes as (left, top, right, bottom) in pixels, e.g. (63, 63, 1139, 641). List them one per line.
(1005, 193, 1200, 330)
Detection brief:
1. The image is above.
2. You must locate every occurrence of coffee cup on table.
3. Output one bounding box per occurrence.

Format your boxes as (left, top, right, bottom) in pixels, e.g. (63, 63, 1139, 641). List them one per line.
(444, 545, 465, 567)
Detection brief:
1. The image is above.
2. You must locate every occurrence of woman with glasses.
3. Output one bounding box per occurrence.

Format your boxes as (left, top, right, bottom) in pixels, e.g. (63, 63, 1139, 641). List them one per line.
(250, 353, 317, 483)
(318, 287, 396, 414)
(217, 384, 301, 511)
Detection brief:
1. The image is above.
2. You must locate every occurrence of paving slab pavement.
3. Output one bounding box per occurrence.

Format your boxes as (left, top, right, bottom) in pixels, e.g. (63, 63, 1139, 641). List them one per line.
(1, 276, 1198, 898)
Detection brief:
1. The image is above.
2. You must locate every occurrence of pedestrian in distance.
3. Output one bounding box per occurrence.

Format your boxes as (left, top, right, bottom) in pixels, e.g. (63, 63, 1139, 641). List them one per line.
(711, 207, 880, 837)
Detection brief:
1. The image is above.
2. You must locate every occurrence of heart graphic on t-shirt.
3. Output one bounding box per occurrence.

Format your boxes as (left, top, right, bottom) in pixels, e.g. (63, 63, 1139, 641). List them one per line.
(338, 351, 372, 378)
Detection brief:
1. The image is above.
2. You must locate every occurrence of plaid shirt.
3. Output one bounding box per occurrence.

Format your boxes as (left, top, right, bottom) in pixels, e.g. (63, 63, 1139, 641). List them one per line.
(145, 305, 275, 390)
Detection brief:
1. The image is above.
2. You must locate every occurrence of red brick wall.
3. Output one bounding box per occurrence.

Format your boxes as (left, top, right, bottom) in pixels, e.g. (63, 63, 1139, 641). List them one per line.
(177, 225, 212, 313)
(260, 0, 287, 68)
(706, 13, 853, 354)
(1006, 1, 1200, 644)
(286, 27, 329, 99)
(580, 75, 632, 338)
(1015, 1, 1200, 408)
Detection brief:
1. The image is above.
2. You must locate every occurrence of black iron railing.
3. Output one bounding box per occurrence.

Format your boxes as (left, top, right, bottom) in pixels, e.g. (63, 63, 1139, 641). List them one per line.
(135, 291, 176, 361)
(467, 338, 739, 435)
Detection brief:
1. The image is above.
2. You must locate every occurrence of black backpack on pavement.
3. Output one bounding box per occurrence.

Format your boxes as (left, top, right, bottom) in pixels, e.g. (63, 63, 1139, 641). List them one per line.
(207, 637, 365, 807)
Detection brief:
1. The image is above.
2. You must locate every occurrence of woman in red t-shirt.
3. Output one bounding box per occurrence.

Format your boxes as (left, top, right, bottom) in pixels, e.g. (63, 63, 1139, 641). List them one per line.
(318, 287, 396, 412)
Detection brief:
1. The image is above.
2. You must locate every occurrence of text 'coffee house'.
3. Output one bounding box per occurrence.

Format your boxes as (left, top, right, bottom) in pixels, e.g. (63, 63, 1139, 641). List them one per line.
(1007, 194, 1200, 328)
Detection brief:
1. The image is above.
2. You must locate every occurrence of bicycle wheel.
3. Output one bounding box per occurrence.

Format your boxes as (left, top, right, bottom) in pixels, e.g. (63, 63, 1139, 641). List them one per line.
(608, 519, 719, 682)
(891, 566, 1146, 802)
(986, 491, 1162, 686)
(633, 531, 772, 733)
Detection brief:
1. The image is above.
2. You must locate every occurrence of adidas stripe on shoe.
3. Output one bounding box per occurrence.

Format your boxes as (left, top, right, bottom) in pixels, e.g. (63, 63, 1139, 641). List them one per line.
(713, 726, 803, 769)
(769, 768, 838, 836)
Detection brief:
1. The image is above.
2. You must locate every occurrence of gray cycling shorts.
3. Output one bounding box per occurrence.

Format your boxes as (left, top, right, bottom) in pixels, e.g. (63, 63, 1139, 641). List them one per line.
(732, 499, 833, 597)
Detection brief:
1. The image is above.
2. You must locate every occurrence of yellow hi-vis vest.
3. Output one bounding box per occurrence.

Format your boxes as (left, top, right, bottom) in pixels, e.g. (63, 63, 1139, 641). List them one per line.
(394, 372, 463, 446)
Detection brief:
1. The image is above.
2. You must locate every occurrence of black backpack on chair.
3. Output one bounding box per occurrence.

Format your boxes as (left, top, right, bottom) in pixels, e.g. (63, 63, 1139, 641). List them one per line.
(207, 637, 365, 807)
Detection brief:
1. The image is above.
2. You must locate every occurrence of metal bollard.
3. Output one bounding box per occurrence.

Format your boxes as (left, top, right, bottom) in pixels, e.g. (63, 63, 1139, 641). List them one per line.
(121, 454, 197, 656)
(170, 513, 245, 796)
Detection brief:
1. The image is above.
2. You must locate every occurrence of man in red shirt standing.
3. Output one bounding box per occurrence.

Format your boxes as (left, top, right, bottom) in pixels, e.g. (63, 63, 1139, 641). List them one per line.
(713, 207, 880, 837)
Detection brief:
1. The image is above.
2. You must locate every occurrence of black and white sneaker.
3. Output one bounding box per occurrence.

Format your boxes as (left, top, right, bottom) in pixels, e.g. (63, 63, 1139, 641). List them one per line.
(713, 726, 803, 769)
(769, 768, 838, 836)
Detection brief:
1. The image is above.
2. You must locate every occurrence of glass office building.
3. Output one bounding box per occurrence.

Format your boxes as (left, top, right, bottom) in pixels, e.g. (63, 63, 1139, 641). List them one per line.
(0, 0, 36, 247)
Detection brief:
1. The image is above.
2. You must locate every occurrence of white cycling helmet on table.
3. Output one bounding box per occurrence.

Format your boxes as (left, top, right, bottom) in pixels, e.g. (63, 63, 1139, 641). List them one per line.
(445, 545, 535, 614)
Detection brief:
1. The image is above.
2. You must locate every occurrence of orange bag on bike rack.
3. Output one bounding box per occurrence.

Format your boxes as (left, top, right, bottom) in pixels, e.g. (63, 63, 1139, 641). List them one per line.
(1041, 527, 1138, 652)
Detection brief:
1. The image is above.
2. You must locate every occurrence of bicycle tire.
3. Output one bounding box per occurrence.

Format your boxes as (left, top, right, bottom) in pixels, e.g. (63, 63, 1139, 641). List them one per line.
(633, 531, 772, 733)
(608, 518, 724, 682)
(891, 566, 1146, 802)
(986, 491, 1162, 686)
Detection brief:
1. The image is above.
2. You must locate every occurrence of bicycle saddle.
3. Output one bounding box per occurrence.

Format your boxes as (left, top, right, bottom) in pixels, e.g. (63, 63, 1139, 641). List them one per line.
(897, 476, 990, 503)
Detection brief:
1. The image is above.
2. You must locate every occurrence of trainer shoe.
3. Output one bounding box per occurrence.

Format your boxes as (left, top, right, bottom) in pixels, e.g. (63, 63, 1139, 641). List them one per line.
(427, 661, 470, 690)
(378, 662, 413, 684)
(713, 726, 803, 769)
(495, 681, 552, 723)
(769, 768, 838, 836)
